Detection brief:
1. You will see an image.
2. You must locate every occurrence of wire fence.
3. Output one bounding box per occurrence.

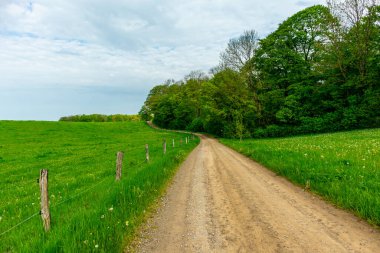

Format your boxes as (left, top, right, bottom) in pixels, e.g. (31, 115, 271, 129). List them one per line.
(0, 133, 198, 238)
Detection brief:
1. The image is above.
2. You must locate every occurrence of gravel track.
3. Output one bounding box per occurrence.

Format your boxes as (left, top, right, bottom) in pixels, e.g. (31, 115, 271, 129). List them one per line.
(133, 135, 380, 253)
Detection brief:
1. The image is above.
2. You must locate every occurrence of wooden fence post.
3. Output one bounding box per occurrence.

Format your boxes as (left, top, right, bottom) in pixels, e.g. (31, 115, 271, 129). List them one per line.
(145, 144, 149, 162)
(39, 169, 51, 232)
(115, 151, 123, 181)
(163, 139, 167, 154)
(172, 139, 175, 148)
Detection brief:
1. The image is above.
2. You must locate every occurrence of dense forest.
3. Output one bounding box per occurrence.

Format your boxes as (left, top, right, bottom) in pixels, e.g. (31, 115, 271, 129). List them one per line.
(140, 0, 380, 138)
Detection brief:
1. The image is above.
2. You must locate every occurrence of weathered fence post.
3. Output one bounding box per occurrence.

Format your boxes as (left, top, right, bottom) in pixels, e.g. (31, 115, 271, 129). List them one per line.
(145, 144, 149, 162)
(172, 139, 175, 148)
(39, 169, 51, 232)
(115, 151, 123, 181)
(163, 139, 167, 154)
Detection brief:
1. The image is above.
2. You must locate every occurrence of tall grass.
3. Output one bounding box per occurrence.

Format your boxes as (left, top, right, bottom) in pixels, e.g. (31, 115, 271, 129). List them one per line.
(221, 129, 380, 225)
(0, 121, 198, 252)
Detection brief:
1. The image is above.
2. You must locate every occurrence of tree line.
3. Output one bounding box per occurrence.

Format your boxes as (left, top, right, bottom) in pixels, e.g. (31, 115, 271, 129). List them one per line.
(140, 0, 380, 138)
(59, 114, 140, 122)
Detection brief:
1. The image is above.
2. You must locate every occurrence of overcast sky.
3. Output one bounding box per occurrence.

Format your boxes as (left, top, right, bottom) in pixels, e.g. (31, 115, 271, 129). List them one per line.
(0, 0, 324, 120)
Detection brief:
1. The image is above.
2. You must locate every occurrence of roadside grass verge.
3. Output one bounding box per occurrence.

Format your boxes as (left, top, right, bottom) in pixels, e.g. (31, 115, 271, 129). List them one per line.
(220, 129, 380, 226)
(0, 121, 199, 252)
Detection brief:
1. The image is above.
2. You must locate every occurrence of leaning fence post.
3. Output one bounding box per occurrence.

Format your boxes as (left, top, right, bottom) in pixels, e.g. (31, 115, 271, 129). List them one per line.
(145, 144, 150, 162)
(172, 139, 175, 148)
(39, 169, 51, 232)
(115, 151, 123, 181)
(163, 139, 167, 154)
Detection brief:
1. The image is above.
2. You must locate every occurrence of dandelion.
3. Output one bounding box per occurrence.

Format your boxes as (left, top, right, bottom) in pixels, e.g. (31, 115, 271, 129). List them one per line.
(125, 220, 129, 226)
(95, 244, 99, 248)
(100, 215, 105, 219)
(108, 207, 114, 212)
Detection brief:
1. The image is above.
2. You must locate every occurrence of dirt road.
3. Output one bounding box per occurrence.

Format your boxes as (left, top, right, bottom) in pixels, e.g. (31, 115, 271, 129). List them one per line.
(135, 135, 380, 252)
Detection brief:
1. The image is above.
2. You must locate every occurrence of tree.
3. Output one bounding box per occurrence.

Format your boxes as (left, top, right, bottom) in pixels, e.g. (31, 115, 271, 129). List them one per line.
(205, 69, 256, 137)
(255, 5, 332, 127)
(256, 5, 331, 88)
(234, 111, 244, 141)
(219, 30, 262, 125)
(326, 0, 379, 82)
(184, 70, 209, 82)
(220, 30, 259, 71)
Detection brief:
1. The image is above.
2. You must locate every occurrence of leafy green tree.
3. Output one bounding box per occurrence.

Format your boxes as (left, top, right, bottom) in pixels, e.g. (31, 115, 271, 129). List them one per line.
(255, 5, 333, 127)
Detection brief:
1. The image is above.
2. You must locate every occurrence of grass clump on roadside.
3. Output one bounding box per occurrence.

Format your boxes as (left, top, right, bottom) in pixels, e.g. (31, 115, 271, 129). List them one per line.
(0, 121, 199, 252)
(220, 129, 380, 225)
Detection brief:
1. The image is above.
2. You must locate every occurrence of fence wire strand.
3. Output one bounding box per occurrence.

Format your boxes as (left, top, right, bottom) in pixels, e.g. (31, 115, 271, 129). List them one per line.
(0, 212, 40, 237)
(52, 176, 111, 208)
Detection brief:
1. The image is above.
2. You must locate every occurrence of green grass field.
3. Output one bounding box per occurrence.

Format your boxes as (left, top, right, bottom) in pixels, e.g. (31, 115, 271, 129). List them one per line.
(0, 121, 199, 252)
(221, 129, 380, 226)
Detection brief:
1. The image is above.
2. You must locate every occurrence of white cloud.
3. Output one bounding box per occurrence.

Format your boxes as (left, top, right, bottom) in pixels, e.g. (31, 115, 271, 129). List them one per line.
(0, 0, 325, 119)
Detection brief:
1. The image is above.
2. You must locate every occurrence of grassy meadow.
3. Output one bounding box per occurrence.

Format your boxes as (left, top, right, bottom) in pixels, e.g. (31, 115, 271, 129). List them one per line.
(0, 121, 199, 252)
(221, 129, 380, 226)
